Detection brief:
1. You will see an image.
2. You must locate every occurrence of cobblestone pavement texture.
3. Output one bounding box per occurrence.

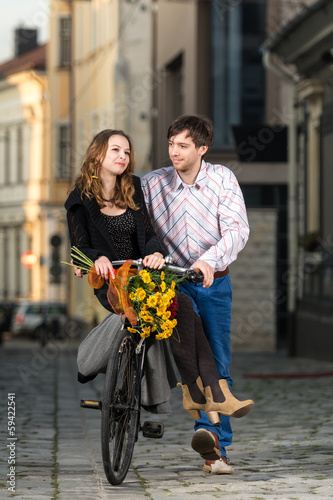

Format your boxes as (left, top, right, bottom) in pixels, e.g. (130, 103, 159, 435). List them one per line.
(1, 335, 333, 500)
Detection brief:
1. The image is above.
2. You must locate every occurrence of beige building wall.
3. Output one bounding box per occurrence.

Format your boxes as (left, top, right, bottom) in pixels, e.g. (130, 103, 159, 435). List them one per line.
(71, 0, 118, 175)
(154, 1, 211, 166)
(0, 65, 51, 301)
(157, 1, 197, 110)
(70, 0, 152, 175)
(231, 209, 277, 352)
(114, 0, 152, 171)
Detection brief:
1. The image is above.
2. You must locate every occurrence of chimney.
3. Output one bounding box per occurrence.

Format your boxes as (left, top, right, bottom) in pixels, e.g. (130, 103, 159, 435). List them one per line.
(15, 28, 38, 57)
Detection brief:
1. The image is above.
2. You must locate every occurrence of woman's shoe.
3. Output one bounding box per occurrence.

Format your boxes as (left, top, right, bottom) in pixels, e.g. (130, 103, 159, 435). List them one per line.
(177, 377, 206, 420)
(196, 377, 221, 426)
(205, 379, 254, 418)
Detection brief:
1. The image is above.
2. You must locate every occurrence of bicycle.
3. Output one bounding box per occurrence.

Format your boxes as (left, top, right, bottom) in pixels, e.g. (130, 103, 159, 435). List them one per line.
(79, 259, 203, 486)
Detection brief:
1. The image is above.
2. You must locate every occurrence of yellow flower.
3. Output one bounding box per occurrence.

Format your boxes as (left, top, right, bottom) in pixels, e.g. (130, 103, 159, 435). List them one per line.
(140, 328, 151, 338)
(139, 270, 151, 283)
(162, 295, 171, 306)
(161, 281, 166, 293)
(147, 295, 158, 308)
(155, 328, 172, 340)
(161, 319, 176, 331)
(142, 315, 153, 323)
(166, 289, 175, 299)
(161, 271, 165, 281)
(129, 292, 136, 300)
(137, 288, 146, 301)
(162, 311, 171, 320)
(171, 281, 176, 290)
(149, 282, 155, 291)
(127, 327, 138, 333)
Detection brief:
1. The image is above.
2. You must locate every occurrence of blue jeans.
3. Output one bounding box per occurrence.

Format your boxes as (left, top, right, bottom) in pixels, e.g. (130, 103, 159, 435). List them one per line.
(179, 275, 233, 456)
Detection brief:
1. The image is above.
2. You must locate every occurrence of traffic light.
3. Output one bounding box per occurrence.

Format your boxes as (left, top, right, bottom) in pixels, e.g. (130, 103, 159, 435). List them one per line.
(50, 234, 62, 284)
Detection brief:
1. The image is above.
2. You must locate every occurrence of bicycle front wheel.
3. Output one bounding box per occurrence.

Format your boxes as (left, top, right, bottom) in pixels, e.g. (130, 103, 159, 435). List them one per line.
(101, 328, 141, 485)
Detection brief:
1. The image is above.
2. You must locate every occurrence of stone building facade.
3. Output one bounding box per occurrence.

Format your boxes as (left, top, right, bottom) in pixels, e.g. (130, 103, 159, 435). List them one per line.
(231, 209, 277, 352)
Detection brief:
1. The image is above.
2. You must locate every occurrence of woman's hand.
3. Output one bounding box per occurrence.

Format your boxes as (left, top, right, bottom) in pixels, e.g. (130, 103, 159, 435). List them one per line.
(143, 252, 165, 270)
(70, 259, 83, 278)
(74, 267, 82, 277)
(94, 256, 115, 280)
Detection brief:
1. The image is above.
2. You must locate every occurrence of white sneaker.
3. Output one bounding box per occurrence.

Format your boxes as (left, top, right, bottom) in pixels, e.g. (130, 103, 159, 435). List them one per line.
(203, 457, 234, 475)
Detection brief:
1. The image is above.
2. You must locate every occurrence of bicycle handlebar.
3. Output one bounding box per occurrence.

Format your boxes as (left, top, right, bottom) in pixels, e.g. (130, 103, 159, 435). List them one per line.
(78, 258, 204, 283)
(111, 259, 204, 283)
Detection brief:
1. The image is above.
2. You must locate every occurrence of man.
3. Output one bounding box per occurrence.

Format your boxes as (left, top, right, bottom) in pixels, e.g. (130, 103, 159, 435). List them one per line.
(141, 114, 250, 475)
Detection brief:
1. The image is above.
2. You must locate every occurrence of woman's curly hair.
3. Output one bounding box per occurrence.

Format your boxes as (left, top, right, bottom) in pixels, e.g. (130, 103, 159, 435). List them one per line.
(73, 129, 138, 210)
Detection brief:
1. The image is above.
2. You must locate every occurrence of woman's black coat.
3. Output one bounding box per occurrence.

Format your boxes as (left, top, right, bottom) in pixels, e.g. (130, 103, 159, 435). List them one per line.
(64, 175, 164, 310)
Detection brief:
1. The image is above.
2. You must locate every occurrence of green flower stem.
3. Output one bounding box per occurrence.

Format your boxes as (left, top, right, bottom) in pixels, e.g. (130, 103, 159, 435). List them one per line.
(61, 246, 94, 271)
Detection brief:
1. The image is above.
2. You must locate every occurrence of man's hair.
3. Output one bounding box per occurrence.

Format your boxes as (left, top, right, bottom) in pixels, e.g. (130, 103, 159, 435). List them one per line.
(167, 115, 214, 151)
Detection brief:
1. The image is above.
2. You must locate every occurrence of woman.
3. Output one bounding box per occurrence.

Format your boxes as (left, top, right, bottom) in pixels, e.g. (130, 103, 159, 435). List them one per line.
(65, 129, 254, 425)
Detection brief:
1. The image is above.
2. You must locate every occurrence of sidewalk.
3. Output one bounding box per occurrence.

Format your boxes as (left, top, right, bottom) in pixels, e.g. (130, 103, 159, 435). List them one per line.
(1, 336, 333, 499)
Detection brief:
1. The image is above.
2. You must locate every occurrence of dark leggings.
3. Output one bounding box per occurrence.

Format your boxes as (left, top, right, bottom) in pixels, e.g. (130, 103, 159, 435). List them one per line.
(169, 292, 220, 388)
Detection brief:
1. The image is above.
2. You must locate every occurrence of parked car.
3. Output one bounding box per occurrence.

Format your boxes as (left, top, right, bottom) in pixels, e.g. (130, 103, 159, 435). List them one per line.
(11, 301, 68, 340)
(10, 300, 89, 345)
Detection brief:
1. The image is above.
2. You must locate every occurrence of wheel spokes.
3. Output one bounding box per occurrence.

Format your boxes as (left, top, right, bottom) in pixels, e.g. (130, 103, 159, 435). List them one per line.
(108, 340, 136, 474)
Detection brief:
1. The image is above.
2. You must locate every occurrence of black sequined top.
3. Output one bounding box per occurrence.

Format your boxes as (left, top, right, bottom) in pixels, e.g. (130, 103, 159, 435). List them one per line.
(101, 209, 141, 260)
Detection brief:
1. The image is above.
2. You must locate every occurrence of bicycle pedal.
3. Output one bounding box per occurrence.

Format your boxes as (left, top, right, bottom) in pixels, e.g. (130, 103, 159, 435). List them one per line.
(142, 421, 164, 439)
(80, 399, 102, 410)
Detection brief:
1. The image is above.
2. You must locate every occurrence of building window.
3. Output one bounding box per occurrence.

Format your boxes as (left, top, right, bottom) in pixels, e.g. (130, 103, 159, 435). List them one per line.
(211, 0, 266, 148)
(59, 17, 71, 67)
(165, 53, 184, 125)
(57, 125, 71, 179)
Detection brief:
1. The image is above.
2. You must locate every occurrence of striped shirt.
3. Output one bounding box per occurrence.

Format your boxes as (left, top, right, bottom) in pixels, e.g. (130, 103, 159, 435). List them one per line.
(141, 160, 249, 271)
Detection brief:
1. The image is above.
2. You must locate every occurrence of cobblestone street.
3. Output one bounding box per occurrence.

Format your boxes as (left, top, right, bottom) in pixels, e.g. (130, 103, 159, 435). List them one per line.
(1, 336, 333, 499)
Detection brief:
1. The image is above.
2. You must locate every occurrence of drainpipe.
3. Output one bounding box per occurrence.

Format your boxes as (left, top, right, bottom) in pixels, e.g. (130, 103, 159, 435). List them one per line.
(262, 50, 300, 356)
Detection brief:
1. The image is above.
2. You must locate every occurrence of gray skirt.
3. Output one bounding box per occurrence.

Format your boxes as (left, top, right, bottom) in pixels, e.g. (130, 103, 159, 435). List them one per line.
(77, 313, 179, 413)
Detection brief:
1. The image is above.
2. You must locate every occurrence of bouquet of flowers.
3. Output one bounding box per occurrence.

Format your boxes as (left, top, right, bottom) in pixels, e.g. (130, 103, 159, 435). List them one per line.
(124, 267, 180, 339)
(62, 247, 183, 340)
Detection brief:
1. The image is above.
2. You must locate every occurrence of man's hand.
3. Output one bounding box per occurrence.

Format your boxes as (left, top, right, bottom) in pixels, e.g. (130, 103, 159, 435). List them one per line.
(192, 260, 214, 288)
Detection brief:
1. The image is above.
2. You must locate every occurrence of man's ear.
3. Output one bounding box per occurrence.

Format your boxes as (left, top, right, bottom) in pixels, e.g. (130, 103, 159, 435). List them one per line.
(199, 145, 208, 157)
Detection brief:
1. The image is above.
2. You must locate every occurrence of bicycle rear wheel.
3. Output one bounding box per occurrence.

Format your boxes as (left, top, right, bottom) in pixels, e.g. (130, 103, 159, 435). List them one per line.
(101, 328, 142, 485)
